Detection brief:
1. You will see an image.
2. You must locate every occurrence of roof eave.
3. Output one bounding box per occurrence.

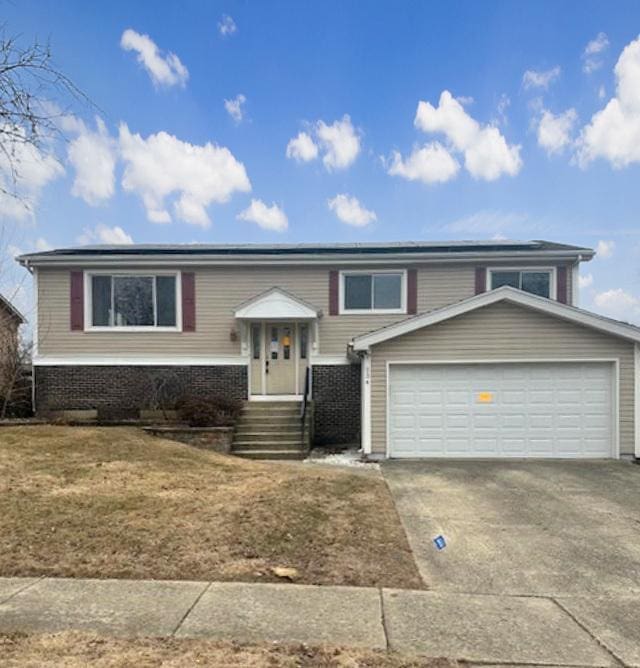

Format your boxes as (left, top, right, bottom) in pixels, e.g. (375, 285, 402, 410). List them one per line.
(17, 248, 594, 268)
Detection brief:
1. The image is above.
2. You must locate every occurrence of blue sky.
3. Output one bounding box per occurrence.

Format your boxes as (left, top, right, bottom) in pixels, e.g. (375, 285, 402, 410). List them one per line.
(2, 0, 640, 323)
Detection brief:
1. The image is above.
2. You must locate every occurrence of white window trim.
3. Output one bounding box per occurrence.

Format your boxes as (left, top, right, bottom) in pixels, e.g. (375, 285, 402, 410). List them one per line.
(84, 269, 182, 332)
(339, 269, 407, 315)
(486, 266, 557, 301)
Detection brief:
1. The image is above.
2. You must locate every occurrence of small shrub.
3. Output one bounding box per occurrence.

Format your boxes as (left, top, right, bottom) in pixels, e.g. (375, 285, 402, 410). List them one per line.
(176, 395, 243, 427)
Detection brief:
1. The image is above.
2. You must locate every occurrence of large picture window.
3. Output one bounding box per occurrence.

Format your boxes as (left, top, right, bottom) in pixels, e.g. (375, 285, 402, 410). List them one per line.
(489, 269, 553, 299)
(90, 274, 178, 328)
(341, 271, 405, 313)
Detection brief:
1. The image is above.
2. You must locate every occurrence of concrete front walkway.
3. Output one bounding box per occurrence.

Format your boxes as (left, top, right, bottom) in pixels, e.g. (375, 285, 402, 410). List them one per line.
(0, 576, 622, 666)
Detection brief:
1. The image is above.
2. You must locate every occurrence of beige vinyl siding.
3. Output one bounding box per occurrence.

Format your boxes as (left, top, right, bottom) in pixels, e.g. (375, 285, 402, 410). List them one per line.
(37, 263, 472, 356)
(370, 301, 635, 456)
(37, 261, 576, 357)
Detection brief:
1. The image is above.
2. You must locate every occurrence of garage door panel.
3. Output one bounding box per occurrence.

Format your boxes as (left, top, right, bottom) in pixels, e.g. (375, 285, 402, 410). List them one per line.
(389, 362, 613, 459)
(392, 414, 416, 429)
(419, 415, 443, 428)
(446, 414, 471, 428)
(446, 438, 472, 454)
(502, 438, 526, 454)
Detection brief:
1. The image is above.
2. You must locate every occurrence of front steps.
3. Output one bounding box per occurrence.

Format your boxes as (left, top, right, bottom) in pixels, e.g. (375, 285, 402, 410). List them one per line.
(232, 401, 311, 460)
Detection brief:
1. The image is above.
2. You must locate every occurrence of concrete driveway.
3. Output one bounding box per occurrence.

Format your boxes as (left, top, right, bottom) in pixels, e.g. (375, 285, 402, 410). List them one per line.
(382, 460, 640, 666)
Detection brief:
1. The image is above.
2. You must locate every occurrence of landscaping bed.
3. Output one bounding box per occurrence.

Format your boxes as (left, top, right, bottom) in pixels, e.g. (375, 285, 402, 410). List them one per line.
(0, 426, 422, 588)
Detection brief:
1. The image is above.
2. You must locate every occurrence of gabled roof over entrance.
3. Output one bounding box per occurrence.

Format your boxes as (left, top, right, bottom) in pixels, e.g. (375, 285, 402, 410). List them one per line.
(234, 287, 320, 320)
(352, 286, 640, 351)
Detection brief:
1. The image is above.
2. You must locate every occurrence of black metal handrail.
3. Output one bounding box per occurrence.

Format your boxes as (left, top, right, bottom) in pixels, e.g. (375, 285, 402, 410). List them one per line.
(300, 366, 311, 426)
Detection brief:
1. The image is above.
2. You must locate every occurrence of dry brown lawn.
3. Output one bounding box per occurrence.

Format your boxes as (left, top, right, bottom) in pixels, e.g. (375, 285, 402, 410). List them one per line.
(0, 632, 457, 667)
(0, 426, 422, 588)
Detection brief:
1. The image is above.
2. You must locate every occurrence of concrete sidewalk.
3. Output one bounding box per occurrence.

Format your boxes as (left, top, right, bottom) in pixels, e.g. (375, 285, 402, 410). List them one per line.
(0, 577, 626, 666)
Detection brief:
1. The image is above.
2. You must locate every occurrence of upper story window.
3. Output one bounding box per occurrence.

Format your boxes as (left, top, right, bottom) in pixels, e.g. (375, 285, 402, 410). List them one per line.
(489, 268, 554, 299)
(89, 273, 179, 329)
(340, 270, 406, 314)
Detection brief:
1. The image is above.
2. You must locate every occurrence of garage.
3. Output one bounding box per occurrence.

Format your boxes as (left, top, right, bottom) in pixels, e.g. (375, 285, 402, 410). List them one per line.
(388, 362, 615, 459)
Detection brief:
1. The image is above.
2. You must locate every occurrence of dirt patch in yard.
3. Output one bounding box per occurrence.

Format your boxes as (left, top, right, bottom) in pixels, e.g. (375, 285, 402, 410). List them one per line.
(0, 632, 457, 667)
(0, 426, 422, 588)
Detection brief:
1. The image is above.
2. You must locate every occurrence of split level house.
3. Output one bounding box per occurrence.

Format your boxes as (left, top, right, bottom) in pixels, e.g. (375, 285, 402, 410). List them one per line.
(18, 240, 640, 461)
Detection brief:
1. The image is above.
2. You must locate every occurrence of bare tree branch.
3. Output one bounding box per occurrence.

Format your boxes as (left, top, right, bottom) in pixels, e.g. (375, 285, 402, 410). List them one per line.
(0, 25, 93, 203)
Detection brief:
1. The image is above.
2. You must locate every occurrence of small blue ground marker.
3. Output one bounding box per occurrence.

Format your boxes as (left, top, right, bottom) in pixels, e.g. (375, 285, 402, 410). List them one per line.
(433, 535, 447, 550)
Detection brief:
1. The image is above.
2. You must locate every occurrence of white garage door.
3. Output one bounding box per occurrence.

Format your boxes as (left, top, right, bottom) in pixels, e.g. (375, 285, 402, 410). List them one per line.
(388, 362, 614, 459)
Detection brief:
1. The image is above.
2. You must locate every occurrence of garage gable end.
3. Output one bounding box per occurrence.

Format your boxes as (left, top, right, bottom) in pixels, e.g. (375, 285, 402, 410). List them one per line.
(352, 286, 640, 351)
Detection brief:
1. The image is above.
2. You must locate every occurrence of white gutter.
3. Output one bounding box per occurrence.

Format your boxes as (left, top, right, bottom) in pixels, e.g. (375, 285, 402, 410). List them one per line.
(17, 250, 595, 269)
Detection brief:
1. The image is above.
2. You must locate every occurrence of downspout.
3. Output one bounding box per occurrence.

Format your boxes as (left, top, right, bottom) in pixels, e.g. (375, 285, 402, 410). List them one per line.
(359, 349, 372, 456)
(571, 254, 582, 307)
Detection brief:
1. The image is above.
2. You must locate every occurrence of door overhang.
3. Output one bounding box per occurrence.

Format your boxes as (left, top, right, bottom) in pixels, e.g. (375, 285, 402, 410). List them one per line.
(234, 287, 321, 321)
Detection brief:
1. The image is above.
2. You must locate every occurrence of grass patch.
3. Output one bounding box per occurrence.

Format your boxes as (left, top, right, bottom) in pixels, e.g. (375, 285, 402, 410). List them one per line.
(0, 426, 422, 588)
(0, 632, 457, 667)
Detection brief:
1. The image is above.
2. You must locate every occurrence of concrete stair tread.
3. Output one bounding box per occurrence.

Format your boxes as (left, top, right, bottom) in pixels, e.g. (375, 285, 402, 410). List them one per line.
(234, 440, 303, 448)
(233, 401, 310, 460)
(234, 449, 305, 460)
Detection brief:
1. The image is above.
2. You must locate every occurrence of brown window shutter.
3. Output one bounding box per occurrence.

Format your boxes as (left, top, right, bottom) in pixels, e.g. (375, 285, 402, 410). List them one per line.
(70, 271, 84, 331)
(407, 269, 418, 314)
(329, 270, 339, 315)
(557, 266, 568, 304)
(182, 272, 196, 331)
(475, 267, 487, 295)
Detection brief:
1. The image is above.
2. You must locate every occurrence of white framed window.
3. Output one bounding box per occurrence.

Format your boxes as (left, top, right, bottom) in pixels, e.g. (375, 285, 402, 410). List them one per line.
(85, 270, 182, 331)
(339, 270, 407, 314)
(487, 267, 556, 300)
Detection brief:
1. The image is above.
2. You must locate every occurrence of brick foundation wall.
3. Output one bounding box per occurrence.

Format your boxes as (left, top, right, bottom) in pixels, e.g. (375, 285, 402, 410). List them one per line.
(34, 365, 248, 420)
(312, 364, 361, 446)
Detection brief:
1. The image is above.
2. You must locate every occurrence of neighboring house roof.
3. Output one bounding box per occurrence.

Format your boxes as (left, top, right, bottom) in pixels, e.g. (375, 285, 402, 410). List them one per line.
(17, 239, 594, 267)
(0, 294, 25, 324)
(234, 287, 321, 320)
(351, 286, 640, 351)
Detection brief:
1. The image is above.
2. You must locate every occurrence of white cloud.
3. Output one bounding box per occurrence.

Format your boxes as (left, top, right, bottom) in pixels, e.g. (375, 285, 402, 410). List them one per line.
(583, 32, 609, 74)
(77, 224, 133, 245)
(120, 29, 188, 88)
(387, 142, 460, 184)
(446, 210, 527, 235)
(596, 239, 615, 258)
(579, 273, 594, 289)
(598, 85, 606, 100)
(286, 116, 360, 171)
(34, 237, 52, 251)
(522, 66, 561, 90)
(414, 91, 522, 181)
(327, 194, 377, 227)
(67, 117, 117, 205)
(285, 131, 318, 163)
(224, 94, 246, 124)
(0, 125, 65, 221)
(118, 123, 251, 228)
(576, 35, 640, 168)
(593, 288, 640, 322)
(495, 94, 511, 125)
(237, 199, 288, 232)
(536, 108, 578, 155)
(218, 15, 237, 37)
(316, 115, 361, 170)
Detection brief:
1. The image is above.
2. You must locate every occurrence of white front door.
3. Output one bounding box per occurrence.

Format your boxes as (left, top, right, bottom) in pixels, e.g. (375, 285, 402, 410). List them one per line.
(265, 323, 296, 394)
(388, 362, 614, 459)
(249, 322, 309, 397)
